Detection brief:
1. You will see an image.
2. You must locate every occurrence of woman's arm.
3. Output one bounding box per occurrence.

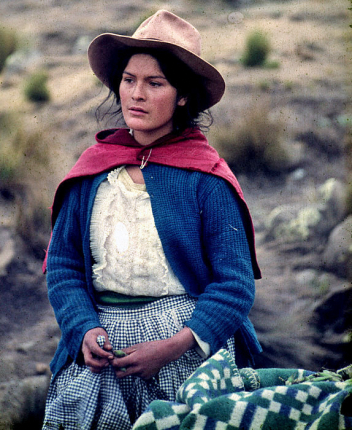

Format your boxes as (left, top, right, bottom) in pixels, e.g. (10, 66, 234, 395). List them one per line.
(185, 177, 256, 353)
(143, 165, 257, 355)
(47, 182, 109, 365)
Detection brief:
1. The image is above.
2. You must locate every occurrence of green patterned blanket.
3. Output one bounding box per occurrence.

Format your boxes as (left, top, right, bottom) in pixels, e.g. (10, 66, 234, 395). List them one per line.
(133, 349, 352, 430)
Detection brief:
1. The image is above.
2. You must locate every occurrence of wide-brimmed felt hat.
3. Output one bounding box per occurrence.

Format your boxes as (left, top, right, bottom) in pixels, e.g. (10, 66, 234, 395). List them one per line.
(88, 10, 225, 110)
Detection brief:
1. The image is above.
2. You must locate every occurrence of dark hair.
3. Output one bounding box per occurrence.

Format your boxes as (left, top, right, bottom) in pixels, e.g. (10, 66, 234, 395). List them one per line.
(95, 47, 213, 132)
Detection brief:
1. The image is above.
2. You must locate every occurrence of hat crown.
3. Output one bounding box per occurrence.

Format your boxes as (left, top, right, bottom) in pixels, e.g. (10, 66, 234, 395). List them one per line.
(133, 10, 201, 57)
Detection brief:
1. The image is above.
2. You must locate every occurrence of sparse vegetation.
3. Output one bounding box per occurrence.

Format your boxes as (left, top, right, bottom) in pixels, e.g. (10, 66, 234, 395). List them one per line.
(258, 80, 271, 91)
(211, 101, 291, 175)
(264, 59, 280, 69)
(0, 113, 50, 183)
(0, 113, 53, 256)
(24, 70, 51, 103)
(0, 25, 18, 73)
(241, 30, 271, 67)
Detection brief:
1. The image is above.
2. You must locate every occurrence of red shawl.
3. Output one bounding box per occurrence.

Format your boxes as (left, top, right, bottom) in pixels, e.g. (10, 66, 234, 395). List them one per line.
(43, 128, 261, 278)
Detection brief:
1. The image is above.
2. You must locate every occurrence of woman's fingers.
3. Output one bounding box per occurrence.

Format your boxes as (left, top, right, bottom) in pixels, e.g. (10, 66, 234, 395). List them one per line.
(82, 328, 114, 372)
(111, 341, 171, 380)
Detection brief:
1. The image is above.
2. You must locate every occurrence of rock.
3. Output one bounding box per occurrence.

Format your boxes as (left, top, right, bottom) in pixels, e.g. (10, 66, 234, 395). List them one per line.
(264, 205, 298, 241)
(0, 228, 15, 276)
(35, 363, 50, 375)
(323, 216, 352, 278)
(16, 341, 37, 354)
(0, 375, 50, 430)
(2, 49, 42, 87)
(295, 269, 318, 286)
(316, 178, 347, 236)
(289, 168, 306, 182)
(265, 204, 320, 242)
(295, 269, 330, 294)
(72, 35, 91, 55)
(264, 178, 347, 243)
(313, 283, 352, 365)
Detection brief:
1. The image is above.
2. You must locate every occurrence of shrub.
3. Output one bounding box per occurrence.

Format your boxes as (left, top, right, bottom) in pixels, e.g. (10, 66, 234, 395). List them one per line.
(24, 70, 51, 103)
(211, 101, 290, 175)
(0, 113, 50, 183)
(0, 26, 18, 73)
(0, 113, 56, 257)
(241, 30, 271, 67)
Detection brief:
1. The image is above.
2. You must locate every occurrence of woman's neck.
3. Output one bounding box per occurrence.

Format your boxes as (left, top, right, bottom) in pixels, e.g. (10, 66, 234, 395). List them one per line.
(132, 126, 174, 146)
(126, 165, 145, 184)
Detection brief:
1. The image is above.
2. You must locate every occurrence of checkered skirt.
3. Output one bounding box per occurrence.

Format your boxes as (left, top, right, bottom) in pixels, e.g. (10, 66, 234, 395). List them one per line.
(42, 294, 235, 430)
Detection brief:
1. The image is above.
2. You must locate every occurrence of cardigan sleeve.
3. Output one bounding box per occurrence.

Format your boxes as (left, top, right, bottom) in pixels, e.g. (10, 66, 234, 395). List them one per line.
(46, 182, 102, 363)
(185, 177, 256, 353)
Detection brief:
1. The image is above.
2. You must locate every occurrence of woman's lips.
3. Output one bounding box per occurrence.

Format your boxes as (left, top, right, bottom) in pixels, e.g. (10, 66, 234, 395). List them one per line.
(129, 107, 148, 115)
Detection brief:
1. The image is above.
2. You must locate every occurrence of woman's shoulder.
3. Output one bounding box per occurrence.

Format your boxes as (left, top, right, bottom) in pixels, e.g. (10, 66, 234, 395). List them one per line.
(54, 171, 109, 213)
(146, 163, 227, 184)
(145, 163, 236, 203)
(64, 171, 109, 192)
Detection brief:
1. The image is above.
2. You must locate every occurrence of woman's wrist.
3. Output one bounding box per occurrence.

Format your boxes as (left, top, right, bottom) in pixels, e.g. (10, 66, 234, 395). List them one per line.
(166, 327, 197, 361)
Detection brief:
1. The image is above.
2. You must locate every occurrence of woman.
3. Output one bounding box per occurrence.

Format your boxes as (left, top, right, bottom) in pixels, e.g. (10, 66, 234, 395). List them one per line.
(42, 10, 262, 430)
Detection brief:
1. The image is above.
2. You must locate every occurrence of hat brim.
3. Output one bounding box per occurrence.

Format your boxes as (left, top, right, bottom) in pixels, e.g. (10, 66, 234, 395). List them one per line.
(88, 33, 225, 110)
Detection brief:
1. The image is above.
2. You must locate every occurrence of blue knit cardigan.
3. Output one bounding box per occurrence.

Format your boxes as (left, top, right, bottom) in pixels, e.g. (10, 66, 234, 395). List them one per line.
(46, 163, 262, 378)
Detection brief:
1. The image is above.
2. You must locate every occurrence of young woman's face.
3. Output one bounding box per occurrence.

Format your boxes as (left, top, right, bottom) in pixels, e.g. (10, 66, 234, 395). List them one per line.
(119, 53, 186, 146)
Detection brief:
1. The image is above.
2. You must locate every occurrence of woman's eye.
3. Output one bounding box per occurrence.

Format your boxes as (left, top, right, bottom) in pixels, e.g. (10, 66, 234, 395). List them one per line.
(150, 81, 162, 87)
(123, 77, 133, 83)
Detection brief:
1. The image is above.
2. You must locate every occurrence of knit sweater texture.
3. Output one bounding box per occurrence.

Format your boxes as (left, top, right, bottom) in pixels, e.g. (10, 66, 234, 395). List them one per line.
(47, 163, 262, 378)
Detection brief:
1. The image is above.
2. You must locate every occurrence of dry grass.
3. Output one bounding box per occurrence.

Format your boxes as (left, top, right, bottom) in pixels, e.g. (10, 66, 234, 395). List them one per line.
(0, 113, 67, 257)
(210, 99, 291, 175)
(0, 114, 49, 182)
(0, 25, 18, 73)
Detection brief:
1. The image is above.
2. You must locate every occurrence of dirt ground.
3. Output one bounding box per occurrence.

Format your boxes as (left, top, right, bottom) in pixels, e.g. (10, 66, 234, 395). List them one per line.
(0, 0, 351, 390)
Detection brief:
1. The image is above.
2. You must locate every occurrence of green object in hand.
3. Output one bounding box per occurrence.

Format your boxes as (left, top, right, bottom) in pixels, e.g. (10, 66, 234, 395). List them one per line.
(113, 349, 127, 371)
(113, 349, 127, 358)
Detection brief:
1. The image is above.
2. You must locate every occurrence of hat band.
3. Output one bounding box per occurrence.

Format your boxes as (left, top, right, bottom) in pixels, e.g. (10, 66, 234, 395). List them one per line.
(136, 37, 162, 42)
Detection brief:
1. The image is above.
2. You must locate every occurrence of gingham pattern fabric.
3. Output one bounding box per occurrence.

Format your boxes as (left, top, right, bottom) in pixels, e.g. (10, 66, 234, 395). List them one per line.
(42, 295, 236, 430)
(133, 349, 352, 430)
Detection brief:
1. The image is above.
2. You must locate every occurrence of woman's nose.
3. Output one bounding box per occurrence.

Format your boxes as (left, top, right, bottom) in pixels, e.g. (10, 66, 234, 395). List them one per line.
(132, 82, 145, 101)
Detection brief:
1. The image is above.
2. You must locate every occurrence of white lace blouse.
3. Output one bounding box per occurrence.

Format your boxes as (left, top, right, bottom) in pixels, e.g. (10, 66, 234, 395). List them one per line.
(90, 166, 186, 297)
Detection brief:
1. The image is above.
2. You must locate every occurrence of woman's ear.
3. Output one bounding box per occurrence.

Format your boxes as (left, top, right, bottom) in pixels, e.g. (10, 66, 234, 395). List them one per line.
(177, 96, 187, 107)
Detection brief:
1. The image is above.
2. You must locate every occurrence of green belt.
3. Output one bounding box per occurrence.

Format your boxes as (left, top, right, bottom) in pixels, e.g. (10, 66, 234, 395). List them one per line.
(95, 291, 162, 308)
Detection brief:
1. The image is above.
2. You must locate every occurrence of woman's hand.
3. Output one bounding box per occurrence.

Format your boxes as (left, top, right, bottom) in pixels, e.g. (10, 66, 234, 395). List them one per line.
(112, 327, 197, 380)
(81, 327, 114, 373)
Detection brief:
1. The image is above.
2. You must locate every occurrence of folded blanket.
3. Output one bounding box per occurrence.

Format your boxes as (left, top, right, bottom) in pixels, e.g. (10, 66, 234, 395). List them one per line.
(133, 349, 352, 430)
